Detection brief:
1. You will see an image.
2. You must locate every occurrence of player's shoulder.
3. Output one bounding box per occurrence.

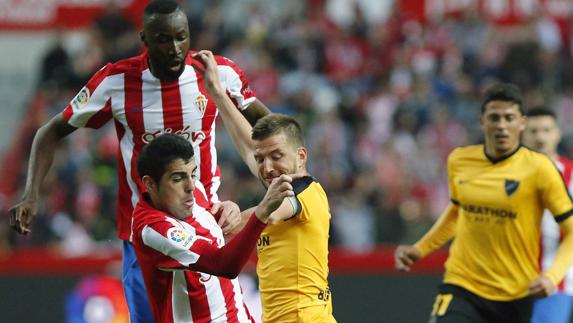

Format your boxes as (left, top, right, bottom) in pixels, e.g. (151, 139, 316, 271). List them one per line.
(133, 197, 167, 227)
(447, 144, 483, 161)
(519, 146, 552, 164)
(292, 175, 319, 195)
(213, 54, 238, 67)
(104, 53, 146, 75)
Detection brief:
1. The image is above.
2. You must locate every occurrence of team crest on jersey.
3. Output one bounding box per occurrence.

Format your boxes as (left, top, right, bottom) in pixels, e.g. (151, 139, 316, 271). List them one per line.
(167, 227, 190, 245)
(504, 179, 520, 197)
(71, 87, 90, 109)
(195, 94, 208, 116)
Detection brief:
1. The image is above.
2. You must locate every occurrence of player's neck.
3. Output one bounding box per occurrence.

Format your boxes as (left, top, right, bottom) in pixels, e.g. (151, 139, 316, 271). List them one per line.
(484, 143, 520, 161)
(147, 57, 180, 82)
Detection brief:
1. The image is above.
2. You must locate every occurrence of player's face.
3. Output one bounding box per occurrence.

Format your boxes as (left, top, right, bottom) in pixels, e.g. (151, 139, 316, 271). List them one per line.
(480, 100, 526, 158)
(523, 115, 561, 156)
(148, 158, 196, 220)
(142, 10, 190, 80)
(253, 132, 307, 188)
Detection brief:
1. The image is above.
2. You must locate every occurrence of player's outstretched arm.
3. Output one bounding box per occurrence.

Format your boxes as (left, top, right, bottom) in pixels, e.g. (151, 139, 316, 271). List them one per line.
(190, 174, 295, 277)
(395, 203, 459, 271)
(9, 114, 76, 235)
(191, 50, 258, 177)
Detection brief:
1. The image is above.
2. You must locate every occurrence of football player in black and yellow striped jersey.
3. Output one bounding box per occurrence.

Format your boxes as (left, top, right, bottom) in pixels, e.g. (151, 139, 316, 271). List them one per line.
(395, 83, 573, 323)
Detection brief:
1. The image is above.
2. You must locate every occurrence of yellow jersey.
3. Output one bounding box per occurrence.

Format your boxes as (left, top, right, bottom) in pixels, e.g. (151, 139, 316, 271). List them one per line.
(443, 145, 573, 300)
(256, 176, 336, 323)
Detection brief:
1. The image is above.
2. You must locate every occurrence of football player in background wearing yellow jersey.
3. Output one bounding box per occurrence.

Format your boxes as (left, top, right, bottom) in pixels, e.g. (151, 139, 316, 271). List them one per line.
(193, 50, 336, 323)
(394, 83, 573, 323)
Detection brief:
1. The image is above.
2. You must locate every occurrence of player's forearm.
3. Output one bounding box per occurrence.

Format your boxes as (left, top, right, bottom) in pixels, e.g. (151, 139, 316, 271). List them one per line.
(414, 203, 458, 257)
(23, 115, 74, 199)
(211, 92, 258, 176)
(544, 216, 573, 285)
(225, 207, 256, 241)
(192, 213, 265, 278)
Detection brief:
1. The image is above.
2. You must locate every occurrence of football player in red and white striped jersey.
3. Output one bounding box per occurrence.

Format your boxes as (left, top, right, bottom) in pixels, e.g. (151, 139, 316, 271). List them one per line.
(133, 133, 295, 323)
(9, 1, 270, 322)
(524, 107, 573, 323)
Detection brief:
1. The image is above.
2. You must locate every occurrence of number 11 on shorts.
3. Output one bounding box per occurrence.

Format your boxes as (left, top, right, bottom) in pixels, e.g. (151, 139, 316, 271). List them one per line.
(431, 293, 453, 317)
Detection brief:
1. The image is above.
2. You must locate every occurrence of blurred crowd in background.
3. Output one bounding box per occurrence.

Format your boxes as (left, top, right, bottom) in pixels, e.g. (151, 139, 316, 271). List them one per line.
(3, 0, 573, 254)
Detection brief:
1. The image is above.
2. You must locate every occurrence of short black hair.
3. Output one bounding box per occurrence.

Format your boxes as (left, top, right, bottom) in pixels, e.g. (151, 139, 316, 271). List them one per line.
(252, 114, 304, 147)
(144, 0, 182, 19)
(137, 134, 194, 183)
(525, 106, 556, 119)
(481, 83, 524, 115)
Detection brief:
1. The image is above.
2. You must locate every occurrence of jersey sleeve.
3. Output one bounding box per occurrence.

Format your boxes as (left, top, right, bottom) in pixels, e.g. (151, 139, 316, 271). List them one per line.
(62, 64, 114, 129)
(291, 176, 318, 223)
(538, 156, 573, 222)
(216, 56, 256, 111)
(140, 220, 214, 271)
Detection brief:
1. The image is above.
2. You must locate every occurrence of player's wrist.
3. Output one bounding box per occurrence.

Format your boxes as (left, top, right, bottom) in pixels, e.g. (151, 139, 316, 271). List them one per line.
(541, 272, 559, 287)
(253, 205, 271, 223)
(21, 190, 39, 203)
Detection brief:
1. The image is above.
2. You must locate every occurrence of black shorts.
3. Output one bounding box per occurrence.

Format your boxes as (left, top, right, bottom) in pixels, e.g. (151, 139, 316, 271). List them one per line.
(428, 283, 534, 323)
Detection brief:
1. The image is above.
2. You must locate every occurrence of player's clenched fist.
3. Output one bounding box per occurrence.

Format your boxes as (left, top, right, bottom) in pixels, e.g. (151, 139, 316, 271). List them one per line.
(394, 245, 422, 272)
(9, 198, 39, 235)
(255, 174, 300, 223)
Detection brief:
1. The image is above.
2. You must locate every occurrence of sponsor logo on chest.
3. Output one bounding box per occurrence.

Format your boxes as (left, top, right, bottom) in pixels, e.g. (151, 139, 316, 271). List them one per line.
(141, 126, 205, 145)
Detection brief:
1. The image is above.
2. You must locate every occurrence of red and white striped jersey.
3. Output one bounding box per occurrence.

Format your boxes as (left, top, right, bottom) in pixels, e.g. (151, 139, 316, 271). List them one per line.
(132, 196, 254, 323)
(539, 155, 573, 294)
(62, 50, 256, 241)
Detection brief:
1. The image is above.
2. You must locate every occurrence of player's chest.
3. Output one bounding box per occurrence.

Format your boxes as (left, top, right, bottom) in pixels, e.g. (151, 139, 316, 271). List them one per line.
(183, 212, 225, 247)
(453, 162, 536, 207)
(111, 78, 218, 141)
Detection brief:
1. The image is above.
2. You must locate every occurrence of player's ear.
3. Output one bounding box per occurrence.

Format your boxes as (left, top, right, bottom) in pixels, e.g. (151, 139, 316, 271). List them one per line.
(142, 175, 155, 193)
(296, 147, 308, 169)
(140, 31, 147, 46)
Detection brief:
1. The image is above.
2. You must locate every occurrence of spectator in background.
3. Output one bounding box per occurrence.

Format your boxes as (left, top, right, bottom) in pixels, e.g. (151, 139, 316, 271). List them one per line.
(92, 0, 139, 62)
(522, 107, 573, 323)
(395, 83, 573, 322)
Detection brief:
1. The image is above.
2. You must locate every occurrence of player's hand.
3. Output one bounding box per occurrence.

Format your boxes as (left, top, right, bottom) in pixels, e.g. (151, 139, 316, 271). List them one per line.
(255, 174, 301, 222)
(211, 201, 241, 236)
(394, 245, 422, 272)
(191, 50, 223, 97)
(528, 275, 555, 297)
(9, 197, 39, 235)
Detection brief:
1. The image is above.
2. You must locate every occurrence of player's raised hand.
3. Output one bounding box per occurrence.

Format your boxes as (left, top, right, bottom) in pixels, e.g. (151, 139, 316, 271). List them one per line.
(9, 198, 39, 235)
(191, 50, 223, 97)
(394, 245, 422, 272)
(528, 275, 555, 297)
(211, 200, 242, 236)
(255, 174, 300, 222)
